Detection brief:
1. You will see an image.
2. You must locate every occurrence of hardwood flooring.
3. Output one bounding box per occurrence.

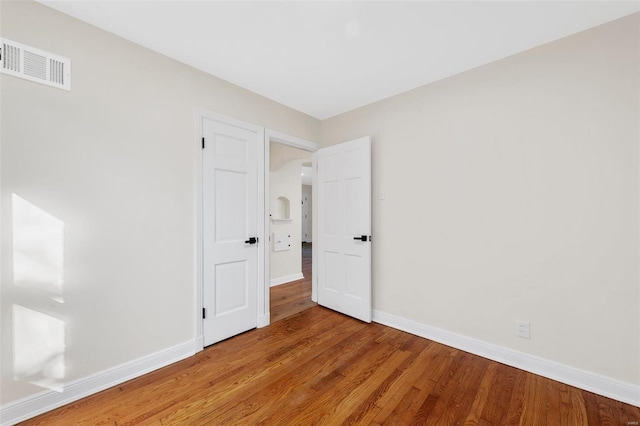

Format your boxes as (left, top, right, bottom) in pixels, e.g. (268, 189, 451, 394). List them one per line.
(22, 306, 639, 425)
(270, 242, 315, 323)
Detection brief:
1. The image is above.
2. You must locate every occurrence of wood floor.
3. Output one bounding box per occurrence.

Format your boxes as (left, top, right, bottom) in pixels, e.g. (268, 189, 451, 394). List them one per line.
(23, 306, 639, 425)
(270, 242, 315, 323)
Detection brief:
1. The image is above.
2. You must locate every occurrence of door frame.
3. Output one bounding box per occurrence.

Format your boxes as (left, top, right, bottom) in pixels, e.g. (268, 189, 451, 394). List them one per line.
(195, 110, 319, 350)
(194, 108, 266, 351)
(263, 129, 318, 327)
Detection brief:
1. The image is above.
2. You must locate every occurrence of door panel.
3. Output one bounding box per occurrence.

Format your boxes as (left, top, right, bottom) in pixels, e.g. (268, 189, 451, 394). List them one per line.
(215, 169, 247, 241)
(203, 115, 262, 346)
(317, 137, 371, 322)
(215, 261, 249, 314)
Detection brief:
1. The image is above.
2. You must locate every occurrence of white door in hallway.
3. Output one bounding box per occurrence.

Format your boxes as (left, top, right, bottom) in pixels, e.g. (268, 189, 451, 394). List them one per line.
(202, 114, 263, 346)
(316, 137, 372, 322)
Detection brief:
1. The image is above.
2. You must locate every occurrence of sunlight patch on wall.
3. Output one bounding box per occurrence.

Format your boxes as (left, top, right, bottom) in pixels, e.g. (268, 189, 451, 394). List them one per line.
(12, 304, 66, 392)
(10, 193, 67, 391)
(11, 193, 64, 296)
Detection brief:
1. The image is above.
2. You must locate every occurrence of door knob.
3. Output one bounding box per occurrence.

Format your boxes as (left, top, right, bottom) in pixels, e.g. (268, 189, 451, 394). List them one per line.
(245, 237, 258, 244)
(353, 235, 369, 242)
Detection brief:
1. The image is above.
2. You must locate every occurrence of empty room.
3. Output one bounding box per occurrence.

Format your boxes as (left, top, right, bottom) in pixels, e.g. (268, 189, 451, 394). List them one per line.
(1, 1, 639, 424)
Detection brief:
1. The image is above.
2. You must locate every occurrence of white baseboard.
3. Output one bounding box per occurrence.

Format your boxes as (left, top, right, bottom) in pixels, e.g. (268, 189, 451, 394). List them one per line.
(1, 339, 197, 425)
(195, 335, 204, 352)
(270, 273, 304, 287)
(372, 310, 640, 407)
(257, 313, 270, 328)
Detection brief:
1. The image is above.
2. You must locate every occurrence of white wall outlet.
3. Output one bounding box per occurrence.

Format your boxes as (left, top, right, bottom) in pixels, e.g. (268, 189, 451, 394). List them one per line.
(516, 320, 531, 339)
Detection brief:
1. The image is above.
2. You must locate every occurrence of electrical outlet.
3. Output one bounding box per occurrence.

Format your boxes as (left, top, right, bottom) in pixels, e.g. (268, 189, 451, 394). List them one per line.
(516, 321, 531, 339)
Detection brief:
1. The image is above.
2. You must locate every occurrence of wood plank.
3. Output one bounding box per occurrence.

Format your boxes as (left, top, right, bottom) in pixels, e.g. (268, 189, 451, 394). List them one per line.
(568, 386, 589, 425)
(502, 367, 528, 425)
(463, 361, 499, 425)
(424, 353, 490, 425)
(479, 363, 518, 424)
(519, 374, 546, 425)
(270, 242, 315, 323)
(370, 342, 440, 422)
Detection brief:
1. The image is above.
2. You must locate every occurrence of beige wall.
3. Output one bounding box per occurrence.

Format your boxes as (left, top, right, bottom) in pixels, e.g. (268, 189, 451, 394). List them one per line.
(322, 14, 639, 385)
(269, 143, 312, 172)
(0, 0, 319, 404)
(269, 160, 304, 284)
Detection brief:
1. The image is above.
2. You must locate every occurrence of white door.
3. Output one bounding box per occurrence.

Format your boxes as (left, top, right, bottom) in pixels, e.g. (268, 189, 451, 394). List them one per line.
(202, 114, 263, 346)
(316, 137, 372, 322)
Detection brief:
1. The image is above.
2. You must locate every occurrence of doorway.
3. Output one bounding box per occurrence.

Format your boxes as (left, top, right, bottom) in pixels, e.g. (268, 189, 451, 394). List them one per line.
(196, 113, 371, 350)
(268, 142, 316, 322)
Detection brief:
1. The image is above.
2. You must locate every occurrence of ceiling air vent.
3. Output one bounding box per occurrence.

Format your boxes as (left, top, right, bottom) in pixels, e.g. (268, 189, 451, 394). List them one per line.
(0, 38, 71, 91)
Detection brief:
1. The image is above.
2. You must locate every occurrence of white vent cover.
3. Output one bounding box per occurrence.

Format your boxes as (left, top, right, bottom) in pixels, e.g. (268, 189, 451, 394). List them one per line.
(0, 38, 71, 91)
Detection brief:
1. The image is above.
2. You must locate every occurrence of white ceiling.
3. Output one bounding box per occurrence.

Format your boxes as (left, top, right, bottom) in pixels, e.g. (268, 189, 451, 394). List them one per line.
(40, 1, 639, 120)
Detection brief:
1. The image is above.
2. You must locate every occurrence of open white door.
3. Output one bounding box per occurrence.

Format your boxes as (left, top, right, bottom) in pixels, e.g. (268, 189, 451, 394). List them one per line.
(316, 137, 371, 322)
(202, 114, 263, 346)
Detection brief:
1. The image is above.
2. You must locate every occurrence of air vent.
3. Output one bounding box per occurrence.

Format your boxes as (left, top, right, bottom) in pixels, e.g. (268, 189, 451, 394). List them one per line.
(1, 38, 70, 91)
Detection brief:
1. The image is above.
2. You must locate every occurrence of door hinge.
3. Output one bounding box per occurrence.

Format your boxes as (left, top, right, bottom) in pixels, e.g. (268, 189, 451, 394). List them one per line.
(202, 137, 205, 149)
(202, 307, 206, 319)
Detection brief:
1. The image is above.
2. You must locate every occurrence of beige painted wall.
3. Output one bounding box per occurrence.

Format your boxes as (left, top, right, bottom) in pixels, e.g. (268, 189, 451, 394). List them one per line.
(322, 14, 639, 385)
(269, 160, 304, 284)
(270, 143, 312, 172)
(0, 0, 319, 404)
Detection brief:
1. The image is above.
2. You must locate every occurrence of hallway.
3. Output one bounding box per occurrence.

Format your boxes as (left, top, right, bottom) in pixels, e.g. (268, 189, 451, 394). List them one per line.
(270, 242, 315, 323)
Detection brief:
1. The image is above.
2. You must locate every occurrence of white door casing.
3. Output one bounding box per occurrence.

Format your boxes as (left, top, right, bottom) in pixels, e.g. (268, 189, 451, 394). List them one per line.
(317, 137, 372, 323)
(201, 113, 264, 346)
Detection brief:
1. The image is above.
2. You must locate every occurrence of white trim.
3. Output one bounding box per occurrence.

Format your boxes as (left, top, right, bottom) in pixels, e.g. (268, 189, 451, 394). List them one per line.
(270, 273, 304, 287)
(270, 218, 293, 224)
(256, 128, 266, 331)
(196, 108, 264, 134)
(311, 153, 318, 303)
(0, 340, 197, 425)
(263, 132, 271, 327)
(194, 109, 204, 351)
(372, 310, 640, 407)
(264, 130, 318, 326)
(266, 129, 318, 152)
(257, 313, 270, 328)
